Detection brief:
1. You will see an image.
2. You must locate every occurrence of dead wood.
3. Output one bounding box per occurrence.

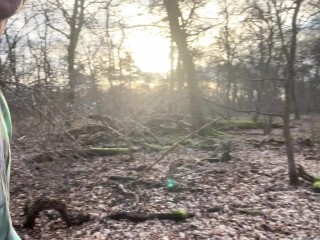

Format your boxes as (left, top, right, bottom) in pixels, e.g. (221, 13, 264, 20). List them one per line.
(203, 97, 283, 118)
(85, 116, 135, 160)
(108, 211, 194, 222)
(32, 147, 130, 162)
(24, 196, 90, 229)
(138, 118, 222, 176)
(117, 184, 139, 208)
(167, 160, 184, 178)
(109, 175, 138, 181)
(296, 164, 316, 183)
(147, 117, 190, 132)
(66, 124, 109, 136)
(206, 206, 223, 213)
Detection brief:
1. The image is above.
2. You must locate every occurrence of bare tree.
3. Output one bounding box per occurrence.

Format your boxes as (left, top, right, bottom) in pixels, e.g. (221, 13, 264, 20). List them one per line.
(163, 0, 204, 128)
(282, 0, 304, 185)
(47, 0, 85, 101)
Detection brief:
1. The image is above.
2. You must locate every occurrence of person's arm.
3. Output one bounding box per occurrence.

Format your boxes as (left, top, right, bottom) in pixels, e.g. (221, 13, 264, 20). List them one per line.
(0, 1, 25, 239)
(0, 0, 23, 20)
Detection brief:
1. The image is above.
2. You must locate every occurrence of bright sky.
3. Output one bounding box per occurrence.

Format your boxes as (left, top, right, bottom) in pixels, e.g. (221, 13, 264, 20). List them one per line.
(122, 1, 218, 74)
(10, 1, 218, 75)
(128, 31, 171, 73)
(120, 3, 171, 73)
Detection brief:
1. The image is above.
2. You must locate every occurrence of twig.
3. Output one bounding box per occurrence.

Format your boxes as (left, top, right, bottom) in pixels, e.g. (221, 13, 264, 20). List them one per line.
(97, 118, 135, 160)
(118, 184, 139, 209)
(24, 196, 90, 229)
(0, 79, 39, 91)
(138, 118, 222, 176)
(243, 77, 286, 82)
(203, 98, 283, 118)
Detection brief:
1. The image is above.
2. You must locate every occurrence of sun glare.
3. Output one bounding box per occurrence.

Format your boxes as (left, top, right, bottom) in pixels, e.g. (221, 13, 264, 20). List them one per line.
(128, 31, 171, 73)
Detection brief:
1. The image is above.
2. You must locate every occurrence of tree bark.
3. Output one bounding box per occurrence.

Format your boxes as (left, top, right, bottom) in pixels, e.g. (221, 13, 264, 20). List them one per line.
(67, 0, 85, 102)
(163, 0, 203, 128)
(283, 0, 304, 186)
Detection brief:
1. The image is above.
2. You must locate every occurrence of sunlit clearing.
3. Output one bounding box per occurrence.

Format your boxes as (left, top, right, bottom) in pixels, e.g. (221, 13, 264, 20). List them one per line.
(128, 31, 171, 73)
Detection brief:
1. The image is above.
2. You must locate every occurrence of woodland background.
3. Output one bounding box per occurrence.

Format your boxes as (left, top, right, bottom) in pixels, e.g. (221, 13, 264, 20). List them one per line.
(1, 0, 320, 239)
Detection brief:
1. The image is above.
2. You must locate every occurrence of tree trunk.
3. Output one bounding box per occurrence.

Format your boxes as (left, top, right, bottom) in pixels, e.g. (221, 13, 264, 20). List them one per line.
(283, 81, 298, 185)
(291, 81, 300, 120)
(67, 0, 85, 102)
(163, 0, 203, 128)
(283, 0, 304, 186)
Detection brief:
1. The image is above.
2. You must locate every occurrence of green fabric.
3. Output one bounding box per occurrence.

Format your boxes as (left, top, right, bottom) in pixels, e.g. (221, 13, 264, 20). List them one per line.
(0, 92, 12, 138)
(0, 91, 20, 240)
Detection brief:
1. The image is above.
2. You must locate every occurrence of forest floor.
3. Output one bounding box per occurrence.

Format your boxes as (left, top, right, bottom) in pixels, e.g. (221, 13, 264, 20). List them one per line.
(9, 119, 320, 240)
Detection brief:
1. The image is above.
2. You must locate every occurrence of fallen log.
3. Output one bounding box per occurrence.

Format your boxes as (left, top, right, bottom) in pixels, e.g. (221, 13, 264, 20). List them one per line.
(24, 196, 90, 229)
(108, 210, 194, 222)
(66, 124, 109, 136)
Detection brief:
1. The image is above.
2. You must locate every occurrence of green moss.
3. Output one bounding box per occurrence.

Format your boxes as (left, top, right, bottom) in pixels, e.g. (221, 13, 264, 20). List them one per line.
(172, 210, 189, 218)
(224, 120, 264, 129)
(181, 139, 194, 146)
(143, 143, 170, 152)
(314, 178, 320, 182)
(313, 181, 320, 189)
(199, 127, 225, 137)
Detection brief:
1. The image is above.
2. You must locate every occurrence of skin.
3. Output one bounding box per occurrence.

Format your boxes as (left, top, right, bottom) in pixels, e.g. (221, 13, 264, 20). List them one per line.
(0, 0, 23, 20)
(0, 0, 24, 35)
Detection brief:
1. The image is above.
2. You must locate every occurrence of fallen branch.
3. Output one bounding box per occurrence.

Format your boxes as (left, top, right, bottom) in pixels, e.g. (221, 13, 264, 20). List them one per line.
(109, 175, 138, 181)
(103, 120, 136, 160)
(117, 184, 139, 209)
(139, 118, 222, 176)
(33, 147, 130, 162)
(66, 124, 108, 136)
(108, 211, 194, 222)
(203, 98, 283, 118)
(24, 196, 90, 229)
(296, 164, 316, 183)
